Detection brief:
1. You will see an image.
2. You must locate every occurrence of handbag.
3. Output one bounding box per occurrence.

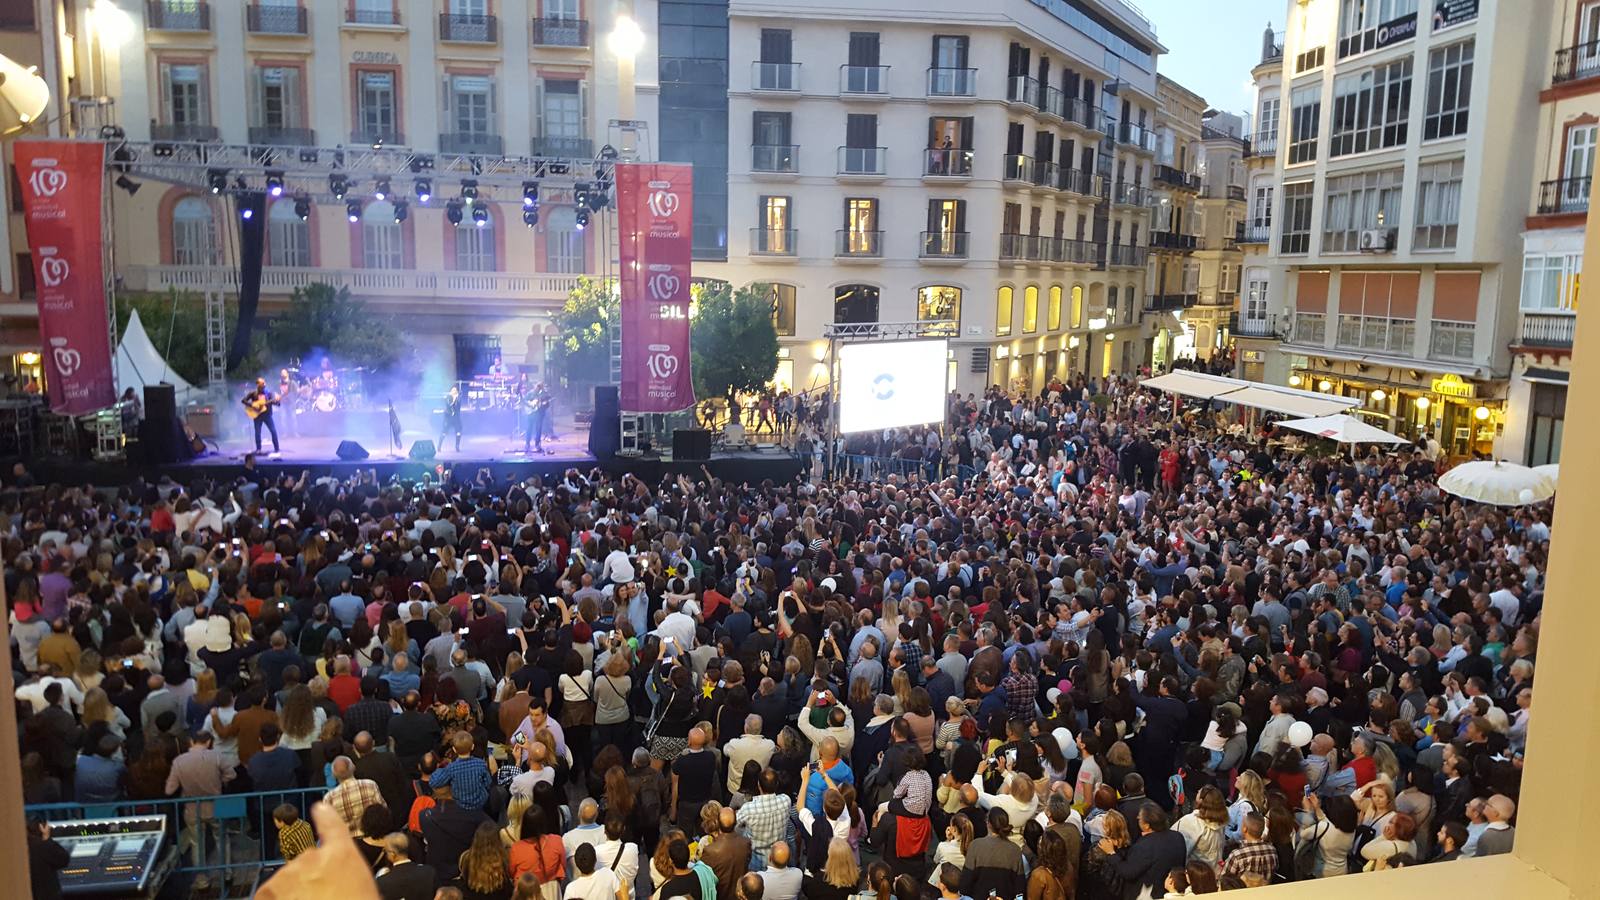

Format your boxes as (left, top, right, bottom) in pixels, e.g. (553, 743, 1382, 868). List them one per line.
(1294, 821, 1328, 880)
(559, 673, 597, 727)
(1347, 811, 1388, 871)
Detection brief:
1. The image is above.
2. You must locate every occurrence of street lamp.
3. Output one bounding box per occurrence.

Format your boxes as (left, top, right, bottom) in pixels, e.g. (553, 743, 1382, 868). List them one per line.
(608, 15, 645, 60)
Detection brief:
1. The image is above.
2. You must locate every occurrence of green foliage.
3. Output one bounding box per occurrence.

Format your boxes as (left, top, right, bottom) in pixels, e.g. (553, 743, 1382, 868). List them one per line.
(548, 276, 617, 388)
(263, 282, 411, 374)
(113, 289, 265, 385)
(691, 281, 780, 400)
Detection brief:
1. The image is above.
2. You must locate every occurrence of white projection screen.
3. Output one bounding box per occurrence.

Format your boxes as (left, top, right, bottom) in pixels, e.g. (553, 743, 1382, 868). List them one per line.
(838, 339, 948, 434)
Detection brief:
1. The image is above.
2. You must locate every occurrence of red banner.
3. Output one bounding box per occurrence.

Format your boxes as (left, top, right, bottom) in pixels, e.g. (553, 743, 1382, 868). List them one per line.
(16, 141, 114, 415)
(616, 162, 695, 413)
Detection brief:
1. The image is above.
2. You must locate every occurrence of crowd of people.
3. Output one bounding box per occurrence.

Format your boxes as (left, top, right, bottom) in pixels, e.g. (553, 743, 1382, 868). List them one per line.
(5, 371, 1543, 900)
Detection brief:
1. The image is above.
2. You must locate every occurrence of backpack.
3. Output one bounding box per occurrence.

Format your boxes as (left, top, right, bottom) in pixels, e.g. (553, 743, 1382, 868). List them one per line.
(299, 620, 334, 657)
(632, 771, 663, 827)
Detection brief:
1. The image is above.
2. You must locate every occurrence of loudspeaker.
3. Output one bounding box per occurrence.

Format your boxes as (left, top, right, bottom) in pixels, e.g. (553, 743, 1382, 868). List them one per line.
(143, 383, 176, 423)
(673, 428, 712, 461)
(588, 385, 620, 459)
(336, 440, 370, 461)
(408, 440, 437, 461)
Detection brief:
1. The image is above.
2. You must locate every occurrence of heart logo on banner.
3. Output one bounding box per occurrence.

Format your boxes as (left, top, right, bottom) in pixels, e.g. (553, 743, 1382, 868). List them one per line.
(51, 345, 81, 376)
(40, 256, 70, 287)
(28, 167, 67, 198)
(647, 351, 679, 380)
(646, 190, 680, 218)
(648, 273, 680, 301)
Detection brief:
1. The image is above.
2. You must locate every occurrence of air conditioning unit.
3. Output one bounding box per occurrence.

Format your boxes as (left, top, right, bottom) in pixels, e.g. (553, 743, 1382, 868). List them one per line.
(1358, 228, 1396, 253)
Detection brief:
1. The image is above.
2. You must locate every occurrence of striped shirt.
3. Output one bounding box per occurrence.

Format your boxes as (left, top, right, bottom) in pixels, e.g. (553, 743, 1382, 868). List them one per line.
(277, 818, 315, 860)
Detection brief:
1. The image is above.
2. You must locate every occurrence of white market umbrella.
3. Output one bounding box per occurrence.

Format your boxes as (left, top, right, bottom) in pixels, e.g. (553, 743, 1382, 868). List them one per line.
(1276, 413, 1408, 445)
(1438, 460, 1556, 506)
(1533, 463, 1560, 484)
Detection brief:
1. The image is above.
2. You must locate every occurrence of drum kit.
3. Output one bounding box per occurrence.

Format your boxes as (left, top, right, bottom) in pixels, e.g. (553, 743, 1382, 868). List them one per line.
(282, 363, 366, 415)
(462, 372, 520, 411)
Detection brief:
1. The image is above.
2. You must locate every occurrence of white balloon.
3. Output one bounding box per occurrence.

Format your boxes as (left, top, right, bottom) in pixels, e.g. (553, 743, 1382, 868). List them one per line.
(1288, 721, 1314, 747)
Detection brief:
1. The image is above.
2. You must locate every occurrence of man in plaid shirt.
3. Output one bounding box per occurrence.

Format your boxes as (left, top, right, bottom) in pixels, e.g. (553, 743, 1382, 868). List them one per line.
(735, 769, 790, 869)
(324, 756, 386, 836)
(892, 623, 923, 684)
(1221, 813, 1279, 881)
(1001, 657, 1038, 724)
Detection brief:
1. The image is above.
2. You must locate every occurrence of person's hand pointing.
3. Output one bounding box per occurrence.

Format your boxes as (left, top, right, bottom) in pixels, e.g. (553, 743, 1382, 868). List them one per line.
(256, 802, 379, 900)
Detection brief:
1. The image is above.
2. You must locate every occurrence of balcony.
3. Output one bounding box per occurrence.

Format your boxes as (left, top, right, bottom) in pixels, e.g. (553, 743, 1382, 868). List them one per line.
(1108, 245, 1146, 268)
(247, 126, 316, 147)
(923, 147, 973, 177)
(1537, 177, 1590, 216)
(1150, 230, 1197, 251)
(1291, 313, 1327, 345)
(439, 12, 497, 42)
(753, 62, 800, 92)
(1553, 41, 1600, 85)
(1003, 154, 1035, 184)
(1063, 97, 1103, 132)
(752, 144, 798, 174)
(1057, 238, 1100, 265)
(1235, 316, 1276, 337)
(1118, 122, 1156, 153)
(150, 122, 219, 142)
(530, 136, 593, 158)
(837, 146, 885, 176)
(531, 17, 589, 46)
(1108, 181, 1149, 207)
(1261, 29, 1285, 65)
(1154, 165, 1199, 191)
(346, 6, 399, 26)
(1240, 224, 1271, 243)
(1042, 85, 1064, 119)
(840, 65, 889, 95)
(247, 3, 306, 34)
(1429, 320, 1477, 362)
(750, 228, 798, 257)
(919, 231, 968, 260)
(835, 230, 882, 258)
(1058, 167, 1097, 196)
(147, 0, 209, 31)
(1336, 315, 1415, 355)
(1007, 75, 1041, 109)
(1033, 160, 1059, 189)
(439, 132, 504, 155)
(124, 265, 582, 306)
(926, 67, 976, 98)
(1519, 311, 1577, 348)
(351, 128, 404, 147)
(1227, 184, 1247, 201)
(1249, 132, 1278, 158)
(1146, 293, 1198, 311)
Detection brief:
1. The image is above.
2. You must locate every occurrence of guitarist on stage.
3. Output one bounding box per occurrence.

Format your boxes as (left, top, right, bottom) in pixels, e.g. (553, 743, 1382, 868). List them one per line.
(242, 377, 281, 455)
(522, 381, 551, 454)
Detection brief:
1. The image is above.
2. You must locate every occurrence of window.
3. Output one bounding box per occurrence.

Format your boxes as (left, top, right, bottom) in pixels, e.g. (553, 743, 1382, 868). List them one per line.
(1322, 168, 1402, 253)
(1424, 41, 1473, 141)
(1250, 181, 1275, 229)
(1338, 0, 1418, 59)
(1526, 383, 1567, 466)
(1329, 59, 1413, 157)
(1245, 274, 1269, 320)
(1257, 94, 1280, 140)
(361, 200, 404, 269)
(843, 197, 878, 254)
(1280, 181, 1315, 254)
(1022, 286, 1039, 333)
(1521, 252, 1582, 311)
(834, 284, 879, 324)
(172, 196, 216, 265)
(752, 111, 793, 172)
(1414, 158, 1463, 250)
(252, 66, 300, 129)
(925, 198, 966, 255)
(544, 0, 579, 19)
(1048, 285, 1062, 330)
(757, 195, 792, 253)
(540, 80, 583, 145)
(760, 28, 793, 63)
(1106, 286, 1118, 324)
(767, 283, 796, 336)
(447, 75, 495, 137)
(455, 209, 496, 271)
(542, 207, 583, 273)
(996, 286, 1014, 336)
(1070, 285, 1083, 327)
(267, 199, 309, 267)
(1566, 124, 1597, 182)
(357, 70, 397, 138)
(160, 62, 209, 126)
(932, 34, 968, 69)
(1288, 84, 1320, 164)
(918, 286, 961, 329)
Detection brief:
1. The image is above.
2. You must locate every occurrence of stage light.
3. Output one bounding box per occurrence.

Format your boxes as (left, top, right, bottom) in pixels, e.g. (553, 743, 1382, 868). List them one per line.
(374, 178, 391, 201)
(206, 168, 227, 194)
(298, 148, 319, 164)
(522, 181, 539, 207)
(573, 182, 590, 209)
(114, 175, 140, 196)
(587, 187, 609, 212)
(471, 204, 489, 227)
(152, 143, 174, 157)
(346, 198, 362, 222)
(393, 200, 408, 223)
(241, 207, 254, 221)
(445, 199, 464, 226)
(265, 170, 285, 197)
(414, 178, 432, 203)
(293, 194, 311, 221)
(329, 173, 349, 199)
(575, 208, 590, 230)
(460, 179, 479, 204)
(523, 207, 539, 227)
(409, 154, 435, 173)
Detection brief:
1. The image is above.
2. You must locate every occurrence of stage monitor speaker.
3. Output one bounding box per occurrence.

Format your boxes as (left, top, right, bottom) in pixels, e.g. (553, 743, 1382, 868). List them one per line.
(143, 384, 176, 423)
(408, 440, 437, 461)
(673, 428, 712, 461)
(336, 440, 370, 461)
(588, 385, 620, 459)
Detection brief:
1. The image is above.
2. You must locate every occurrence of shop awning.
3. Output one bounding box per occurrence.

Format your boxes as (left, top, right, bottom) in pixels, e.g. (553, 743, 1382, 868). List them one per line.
(1141, 369, 1359, 417)
(1277, 413, 1409, 444)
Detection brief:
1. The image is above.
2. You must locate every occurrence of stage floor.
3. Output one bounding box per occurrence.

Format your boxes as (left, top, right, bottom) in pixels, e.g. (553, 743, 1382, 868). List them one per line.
(203, 428, 593, 466)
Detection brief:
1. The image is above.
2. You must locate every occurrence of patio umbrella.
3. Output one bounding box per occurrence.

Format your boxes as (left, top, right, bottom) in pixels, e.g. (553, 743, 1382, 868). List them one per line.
(1438, 460, 1556, 506)
(1534, 463, 1560, 485)
(1276, 413, 1408, 445)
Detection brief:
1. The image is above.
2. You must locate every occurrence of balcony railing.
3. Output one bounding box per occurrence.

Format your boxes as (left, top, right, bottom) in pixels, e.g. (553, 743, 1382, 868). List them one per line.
(752, 144, 798, 173)
(247, 126, 316, 146)
(1429, 320, 1477, 361)
(531, 17, 589, 46)
(920, 231, 969, 259)
(1109, 181, 1148, 207)
(247, 3, 306, 33)
(1249, 132, 1278, 158)
(754, 61, 801, 92)
(1034, 160, 1059, 189)
(439, 132, 504, 155)
(751, 227, 798, 256)
(150, 122, 219, 142)
(926, 67, 976, 98)
(1336, 315, 1415, 355)
(1057, 238, 1100, 265)
(1262, 30, 1285, 64)
(1108, 245, 1147, 267)
(1146, 293, 1198, 310)
(999, 233, 1025, 260)
(1227, 184, 1247, 201)
(439, 12, 497, 42)
(125, 265, 582, 302)
(1042, 85, 1064, 119)
(1519, 311, 1577, 347)
(351, 127, 404, 147)
(1154, 165, 1199, 190)
(1003, 154, 1035, 183)
(1064, 97, 1102, 132)
(1150, 230, 1197, 251)
(1553, 41, 1600, 84)
(924, 147, 973, 177)
(840, 65, 889, 95)
(346, 6, 399, 25)
(531, 136, 593, 158)
(1118, 121, 1156, 152)
(1292, 313, 1327, 345)
(1236, 316, 1275, 337)
(1007, 75, 1042, 108)
(147, 0, 209, 31)
(837, 146, 886, 176)
(836, 229, 882, 257)
(1537, 177, 1591, 215)
(1241, 224, 1271, 243)
(1058, 167, 1097, 196)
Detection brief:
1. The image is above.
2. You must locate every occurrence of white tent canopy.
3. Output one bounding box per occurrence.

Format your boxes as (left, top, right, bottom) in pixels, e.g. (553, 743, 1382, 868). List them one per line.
(116, 309, 202, 402)
(1141, 370, 1358, 418)
(1277, 413, 1408, 445)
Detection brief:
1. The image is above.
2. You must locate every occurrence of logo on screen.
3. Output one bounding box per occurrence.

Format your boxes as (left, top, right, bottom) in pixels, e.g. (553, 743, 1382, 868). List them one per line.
(29, 166, 68, 198)
(872, 373, 895, 401)
(49, 336, 81, 376)
(646, 190, 680, 219)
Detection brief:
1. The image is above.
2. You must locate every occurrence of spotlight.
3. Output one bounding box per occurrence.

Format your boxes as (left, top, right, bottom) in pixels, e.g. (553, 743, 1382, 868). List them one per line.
(206, 168, 227, 194)
(293, 194, 311, 221)
(393, 200, 409, 223)
(598, 143, 620, 161)
(522, 181, 539, 207)
(523, 207, 540, 227)
(374, 178, 391, 201)
(114, 175, 141, 196)
(298, 148, 319, 164)
(460, 180, 479, 204)
(471, 204, 489, 227)
(587, 187, 609, 212)
(414, 178, 432, 203)
(153, 143, 175, 158)
(265, 170, 285, 197)
(233, 175, 249, 191)
(575, 208, 590, 230)
(329, 174, 349, 199)
(241, 207, 254, 221)
(409, 154, 435, 173)
(445, 199, 464, 226)
(346, 198, 362, 222)
(573, 181, 590, 208)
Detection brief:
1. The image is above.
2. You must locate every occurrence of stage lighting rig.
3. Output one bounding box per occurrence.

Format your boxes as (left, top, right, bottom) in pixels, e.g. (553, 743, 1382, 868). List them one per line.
(293, 194, 311, 221)
(575, 208, 590, 230)
(346, 198, 362, 222)
(265, 170, 285, 197)
(393, 200, 409, 223)
(329, 173, 350, 199)
(522, 181, 539, 207)
(460, 180, 479, 204)
(414, 178, 432, 203)
(573, 182, 590, 209)
(206, 168, 227, 194)
(523, 207, 539, 227)
(471, 204, 489, 227)
(374, 177, 391, 201)
(445, 199, 464, 226)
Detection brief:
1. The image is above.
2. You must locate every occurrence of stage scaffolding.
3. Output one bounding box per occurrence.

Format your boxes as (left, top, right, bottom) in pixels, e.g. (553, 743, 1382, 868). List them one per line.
(821, 321, 957, 475)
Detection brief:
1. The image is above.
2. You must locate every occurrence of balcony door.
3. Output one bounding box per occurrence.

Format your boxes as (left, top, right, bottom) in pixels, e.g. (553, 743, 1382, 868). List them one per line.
(926, 198, 964, 254)
(1565, 124, 1597, 208)
(758, 196, 791, 253)
(160, 62, 209, 129)
(252, 66, 301, 131)
(358, 70, 397, 139)
(846, 32, 881, 92)
(845, 198, 877, 253)
(1583, 0, 1600, 61)
(447, 75, 495, 139)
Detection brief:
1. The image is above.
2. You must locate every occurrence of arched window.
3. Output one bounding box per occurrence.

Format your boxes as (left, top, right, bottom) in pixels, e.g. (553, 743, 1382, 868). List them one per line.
(996, 286, 1014, 336)
(267, 198, 309, 268)
(1125, 283, 1137, 324)
(917, 285, 961, 331)
(1107, 285, 1119, 324)
(456, 207, 496, 271)
(1023, 285, 1039, 333)
(766, 283, 796, 336)
(1047, 285, 1062, 331)
(1070, 285, 1084, 328)
(544, 206, 583, 273)
(833, 284, 879, 324)
(172, 196, 217, 265)
(362, 199, 403, 269)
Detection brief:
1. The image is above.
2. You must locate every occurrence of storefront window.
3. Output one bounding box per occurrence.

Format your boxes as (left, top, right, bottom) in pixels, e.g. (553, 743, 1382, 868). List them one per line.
(1527, 383, 1566, 466)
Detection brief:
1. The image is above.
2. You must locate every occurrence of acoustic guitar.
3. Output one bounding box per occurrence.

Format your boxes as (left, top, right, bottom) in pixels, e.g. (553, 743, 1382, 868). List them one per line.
(244, 393, 278, 420)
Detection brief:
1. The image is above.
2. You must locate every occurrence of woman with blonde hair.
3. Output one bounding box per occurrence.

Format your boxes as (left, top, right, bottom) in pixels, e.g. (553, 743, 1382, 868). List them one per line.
(75, 649, 104, 693)
(385, 619, 417, 664)
(1081, 809, 1130, 900)
(82, 687, 130, 741)
(802, 839, 860, 900)
(498, 652, 527, 703)
(890, 669, 913, 715)
(926, 811, 974, 885)
(458, 819, 512, 899)
(974, 759, 1039, 845)
(1227, 769, 1267, 842)
(1354, 779, 1400, 831)
(1173, 784, 1228, 866)
(502, 793, 533, 847)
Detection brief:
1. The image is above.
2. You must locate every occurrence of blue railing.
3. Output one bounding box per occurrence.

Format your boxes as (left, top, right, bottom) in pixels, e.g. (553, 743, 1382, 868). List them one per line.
(27, 785, 327, 879)
(829, 454, 980, 482)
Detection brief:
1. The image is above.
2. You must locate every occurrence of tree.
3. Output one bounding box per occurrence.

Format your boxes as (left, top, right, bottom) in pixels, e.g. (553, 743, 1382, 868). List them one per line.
(548, 276, 617, 389)
(113, 288, 266, 385)
(691, 281, 779, 400)
(263, 282, 411, 374)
